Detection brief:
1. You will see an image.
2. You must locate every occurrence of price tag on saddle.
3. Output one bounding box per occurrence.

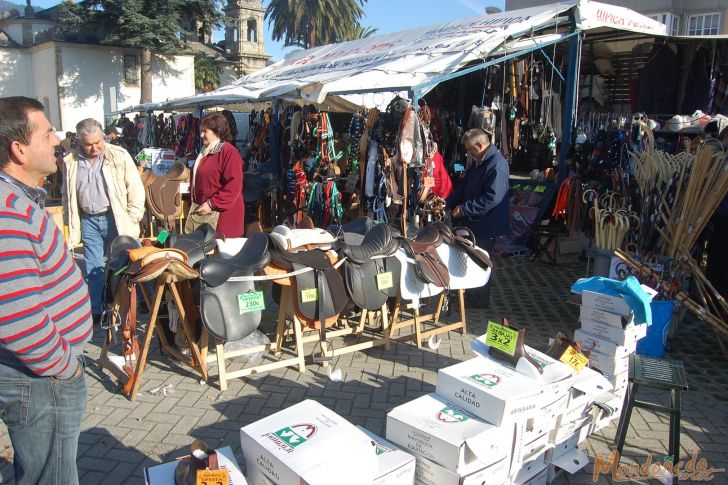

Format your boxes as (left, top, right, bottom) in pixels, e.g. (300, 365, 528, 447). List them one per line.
(376, 272, 393, 290)
(196, 469, 229, 485)
(238, 291, 265, 314)
(559, 346, 588, 372)
(485, 321, 518, 356)
(423, 176, 435, 188)
(301, 288, 318, 303)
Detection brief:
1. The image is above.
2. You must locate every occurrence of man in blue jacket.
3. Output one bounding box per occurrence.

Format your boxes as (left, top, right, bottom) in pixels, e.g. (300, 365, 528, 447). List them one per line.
(446, 128, 510, 308)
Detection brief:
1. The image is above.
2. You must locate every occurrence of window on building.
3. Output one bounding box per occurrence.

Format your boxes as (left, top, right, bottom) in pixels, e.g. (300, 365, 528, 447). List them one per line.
(233, 26, 239, 43)
(123, 54, 139, 85)
(687, 13, 720, 36)
(647, 13, 680, 36)
(247, 19, 257, 42)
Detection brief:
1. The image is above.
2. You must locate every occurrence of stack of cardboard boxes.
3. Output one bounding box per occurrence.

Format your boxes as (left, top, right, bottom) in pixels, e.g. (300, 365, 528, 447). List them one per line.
(574, 289, 649, 421)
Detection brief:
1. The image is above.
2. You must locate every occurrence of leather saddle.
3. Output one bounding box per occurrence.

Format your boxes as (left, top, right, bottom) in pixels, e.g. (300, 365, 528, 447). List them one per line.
(400, 225, 449, 288)
(166, 223, 217, 268)
(197, 232, 271, 342)
(269, 225, 334, 252)
(334, 221, 401, 311)
(431, 222, 493, 270)
(104, 235, 141, 309)
(265, 230, 348, 330)
(125, 246, 197, 283)
(141, 163, 189, 229)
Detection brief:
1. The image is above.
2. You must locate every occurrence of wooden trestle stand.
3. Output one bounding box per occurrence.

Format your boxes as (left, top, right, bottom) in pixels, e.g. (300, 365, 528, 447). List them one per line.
(98, 272, 208, 401)
(390, 289, 467, 348)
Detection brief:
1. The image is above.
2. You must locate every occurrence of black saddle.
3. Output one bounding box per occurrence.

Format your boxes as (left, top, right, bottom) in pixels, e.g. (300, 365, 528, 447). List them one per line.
(335, 221, 401, 311)
(105, 235, 141, 305)
(329, 217, 374, 244)
(197, 232, 271, 342)
(166, 223, 217, 267)
(268, 236, 348, 328)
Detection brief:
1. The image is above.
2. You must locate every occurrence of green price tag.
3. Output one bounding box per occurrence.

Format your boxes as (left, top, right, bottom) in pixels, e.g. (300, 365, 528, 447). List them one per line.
(376, 272, 393, 290)
(238, 291, 265, 314)
(301, 288, 318, 303)
(157, 229, 169, 245)
(535, 185, 546, 193)
(485, 321, 519, 356)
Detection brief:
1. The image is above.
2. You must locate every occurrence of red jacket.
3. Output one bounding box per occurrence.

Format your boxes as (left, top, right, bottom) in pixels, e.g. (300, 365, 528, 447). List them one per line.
(431, 151, 453, 199)
(191, 142, 245, 238)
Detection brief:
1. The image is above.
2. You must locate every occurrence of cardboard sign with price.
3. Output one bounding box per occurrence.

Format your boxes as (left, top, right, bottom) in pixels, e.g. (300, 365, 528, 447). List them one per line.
(196, 469, 229, 485)
(559, 346, 588, 372)
(485, 321, 518, 356)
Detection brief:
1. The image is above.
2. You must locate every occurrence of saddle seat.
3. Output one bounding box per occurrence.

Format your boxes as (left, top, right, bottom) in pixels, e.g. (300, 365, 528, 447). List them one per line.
(270, 225, 334, 252)
(199, 233, 270, 287)
(141, 163, 189, 227)
(335, 223, 399, 264)
(166, 223, 217, 267)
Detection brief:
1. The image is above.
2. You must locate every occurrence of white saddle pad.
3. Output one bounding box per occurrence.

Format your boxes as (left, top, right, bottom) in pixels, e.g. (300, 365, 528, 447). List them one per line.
(216, 238, 247, 259)
(435, 244, 491, 290)
(392, 248, 443, 304)
(270, 225, 334, 252)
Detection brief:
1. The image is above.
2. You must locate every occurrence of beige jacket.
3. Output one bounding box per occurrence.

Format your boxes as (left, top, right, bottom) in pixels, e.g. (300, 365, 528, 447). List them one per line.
(62, 143, 145, 246)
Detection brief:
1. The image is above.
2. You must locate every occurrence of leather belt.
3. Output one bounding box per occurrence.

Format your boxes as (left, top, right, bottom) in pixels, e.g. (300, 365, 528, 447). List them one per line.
(81, 208, 111, 217)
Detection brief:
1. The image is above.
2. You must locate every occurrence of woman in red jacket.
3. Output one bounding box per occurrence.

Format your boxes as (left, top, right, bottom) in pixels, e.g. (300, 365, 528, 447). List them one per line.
(186, 112, 245, 238)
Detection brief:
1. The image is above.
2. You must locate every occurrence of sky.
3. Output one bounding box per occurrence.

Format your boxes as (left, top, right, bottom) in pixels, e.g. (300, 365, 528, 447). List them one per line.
(28, 0, 507, 61)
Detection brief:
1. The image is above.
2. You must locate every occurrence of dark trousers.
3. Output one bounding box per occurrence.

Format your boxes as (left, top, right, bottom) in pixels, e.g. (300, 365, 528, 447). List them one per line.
(466, 237, 496, 308)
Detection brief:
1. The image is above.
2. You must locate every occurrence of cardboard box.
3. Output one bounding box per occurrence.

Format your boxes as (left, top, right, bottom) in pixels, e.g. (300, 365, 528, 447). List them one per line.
(511, 429, 550, 478)
(240, 400, 376, 485)
(386, 393, 509, 473)
(604, 370, 628, 390)
(548, 425, 590, 462)
(546, 449, 589, 483)
(144, 446, 246, 485)
(591, 392, 624, 433)
(580, 305, 633, 328)
(357, 426, 416, 485)
(512, 461, 548, 485)
(588, 349, 629, 375)
(557, 366, 612, 432)
(415, 455, 509, 485)
(580, 319, 647, 347)
(580, 286, 654, 320)
(574, 328, 636, 356)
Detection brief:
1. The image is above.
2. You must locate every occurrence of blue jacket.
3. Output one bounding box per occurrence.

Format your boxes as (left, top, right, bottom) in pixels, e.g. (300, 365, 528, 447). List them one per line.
(446, 144, 510, 239)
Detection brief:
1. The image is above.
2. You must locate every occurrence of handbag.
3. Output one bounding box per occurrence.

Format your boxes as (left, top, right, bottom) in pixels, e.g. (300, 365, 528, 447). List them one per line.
(184, 201, 219, 234)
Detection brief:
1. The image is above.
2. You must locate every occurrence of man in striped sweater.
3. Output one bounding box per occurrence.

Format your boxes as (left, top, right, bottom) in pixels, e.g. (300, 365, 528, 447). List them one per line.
(0, 97, 93, 485)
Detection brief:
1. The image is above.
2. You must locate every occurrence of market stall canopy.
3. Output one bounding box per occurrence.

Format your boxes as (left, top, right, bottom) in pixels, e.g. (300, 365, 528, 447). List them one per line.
(158, 0, 666, 111)
(113, 101, 164, 115)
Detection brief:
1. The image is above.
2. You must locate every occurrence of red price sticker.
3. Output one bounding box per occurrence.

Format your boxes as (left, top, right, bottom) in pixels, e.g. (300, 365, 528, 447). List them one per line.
(196, 469, 229, 485)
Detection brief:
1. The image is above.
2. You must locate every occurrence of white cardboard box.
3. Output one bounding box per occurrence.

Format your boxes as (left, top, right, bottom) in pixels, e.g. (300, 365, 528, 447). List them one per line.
(580, 286, 654, 320)
(591, 392, 625, 433)
(604, 370, 628, 390)
(588, 349, 630, 375)
(548, 425, 590, 462)
(558, 366, 612, 430)
(357, 426, 416, 485)
(386, 393, 509, 473)
(580, 319, 647, 347)
(144, 446, 247, 485)
(574, 328, 636, 356)
(511, 429, 550, 479)
(546, 449, 590, 483)
(240, 400, 376, 485)
(414, 454, 509, 485)
(513, 464, 548, 485)
(579, 304, 634, 328)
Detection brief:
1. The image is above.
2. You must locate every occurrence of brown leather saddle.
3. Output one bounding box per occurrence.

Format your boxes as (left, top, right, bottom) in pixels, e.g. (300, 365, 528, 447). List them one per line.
(141, 163, 189, 229)
(400, 225, 449, 288)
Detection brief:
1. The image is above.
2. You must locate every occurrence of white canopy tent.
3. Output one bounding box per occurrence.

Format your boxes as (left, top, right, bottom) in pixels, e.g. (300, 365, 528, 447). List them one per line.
(157, 0, 665, 112)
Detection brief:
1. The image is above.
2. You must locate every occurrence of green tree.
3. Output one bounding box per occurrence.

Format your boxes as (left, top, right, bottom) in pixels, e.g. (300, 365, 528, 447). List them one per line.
(195, 54, 224, 92)
(344, 24, 378, 41)
(264, 0, 367, 49)
(61, 0, 224, 103)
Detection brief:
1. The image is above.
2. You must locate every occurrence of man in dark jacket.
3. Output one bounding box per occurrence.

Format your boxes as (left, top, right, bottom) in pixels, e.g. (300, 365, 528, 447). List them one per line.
(446, 128, 510, 308)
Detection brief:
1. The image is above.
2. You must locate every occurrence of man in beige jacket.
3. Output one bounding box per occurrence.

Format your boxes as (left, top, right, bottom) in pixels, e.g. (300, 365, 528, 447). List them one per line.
(62, 118, 145, 323)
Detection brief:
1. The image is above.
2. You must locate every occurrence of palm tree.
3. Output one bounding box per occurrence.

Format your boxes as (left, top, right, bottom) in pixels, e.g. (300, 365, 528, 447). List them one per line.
(194, 54, 224, 92)
(344, 24, 378, 41)
(265, 0, 367, 49)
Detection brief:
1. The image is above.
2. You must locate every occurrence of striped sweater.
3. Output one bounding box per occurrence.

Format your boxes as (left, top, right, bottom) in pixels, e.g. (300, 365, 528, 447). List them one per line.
(0, 181, 92, 379)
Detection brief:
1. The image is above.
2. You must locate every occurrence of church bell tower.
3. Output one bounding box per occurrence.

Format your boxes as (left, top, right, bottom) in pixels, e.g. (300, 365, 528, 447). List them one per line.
(225, 0, 269, 77)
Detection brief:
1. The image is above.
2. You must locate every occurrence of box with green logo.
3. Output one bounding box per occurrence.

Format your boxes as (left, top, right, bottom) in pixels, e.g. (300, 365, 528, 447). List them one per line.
(240, 400, 376, 485)
(386, 393, 511, 474)
(356, 426, 416, 485)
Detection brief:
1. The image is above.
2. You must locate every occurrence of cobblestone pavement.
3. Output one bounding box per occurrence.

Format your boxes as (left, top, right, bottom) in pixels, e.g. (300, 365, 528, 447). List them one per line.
(0, 256, 726, 484)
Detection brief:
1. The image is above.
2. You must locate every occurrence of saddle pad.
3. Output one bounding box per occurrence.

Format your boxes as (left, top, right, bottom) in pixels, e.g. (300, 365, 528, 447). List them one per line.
(435, 244, 491, 290)
(216, 238, 247, 259)
(392, 248, 443, 304)
(270, 225, 334, 252)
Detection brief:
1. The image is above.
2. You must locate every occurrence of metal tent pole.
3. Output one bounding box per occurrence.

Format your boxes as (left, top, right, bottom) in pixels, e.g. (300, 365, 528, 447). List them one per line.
(559, 13, 582, 182)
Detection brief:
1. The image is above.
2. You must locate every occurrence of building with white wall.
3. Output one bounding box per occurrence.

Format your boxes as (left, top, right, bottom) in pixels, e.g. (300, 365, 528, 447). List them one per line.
(0, 4, 196, 132)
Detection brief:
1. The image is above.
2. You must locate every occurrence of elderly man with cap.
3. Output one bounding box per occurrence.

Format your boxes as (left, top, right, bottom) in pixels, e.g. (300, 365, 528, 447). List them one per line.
(446, 127, 510, 308)
(62, 118, 145, 324)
